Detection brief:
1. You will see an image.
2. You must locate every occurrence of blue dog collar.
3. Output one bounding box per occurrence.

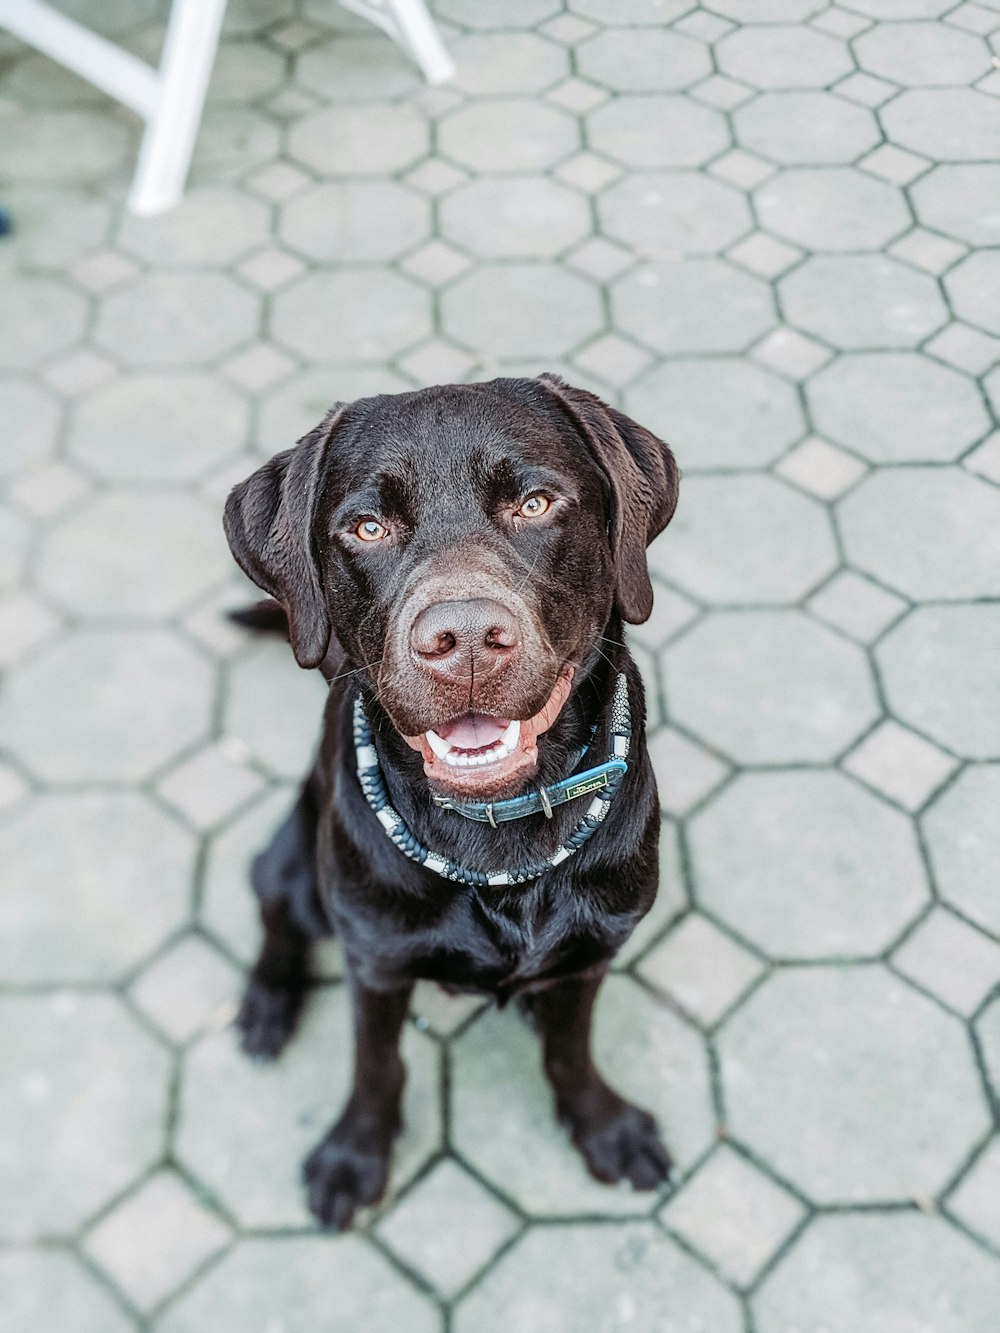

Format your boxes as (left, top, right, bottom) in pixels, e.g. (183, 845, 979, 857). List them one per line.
(353, 672, 632, 888)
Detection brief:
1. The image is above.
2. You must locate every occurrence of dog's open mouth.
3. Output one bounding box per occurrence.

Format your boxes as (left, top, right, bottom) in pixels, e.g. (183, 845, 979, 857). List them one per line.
(402, 667, 574, 797)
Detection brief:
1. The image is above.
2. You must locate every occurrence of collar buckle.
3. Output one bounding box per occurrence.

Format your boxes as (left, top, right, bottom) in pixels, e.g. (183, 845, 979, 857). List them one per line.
(537, 785, 554, 819)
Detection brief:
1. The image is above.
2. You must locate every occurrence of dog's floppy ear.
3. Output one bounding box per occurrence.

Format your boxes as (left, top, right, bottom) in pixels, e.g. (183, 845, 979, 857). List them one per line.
(537, 374, 679, 624)
(223, 406, 345, 668)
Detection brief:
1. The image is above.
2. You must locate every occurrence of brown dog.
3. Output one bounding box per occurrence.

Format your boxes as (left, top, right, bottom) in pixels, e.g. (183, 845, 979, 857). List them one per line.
(224, 375, 680, 1228)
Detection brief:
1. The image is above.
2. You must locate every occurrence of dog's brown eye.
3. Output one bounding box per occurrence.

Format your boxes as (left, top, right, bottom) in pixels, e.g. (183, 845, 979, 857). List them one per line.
(517, 494, 551, 519)
(355, 518, 389, 542)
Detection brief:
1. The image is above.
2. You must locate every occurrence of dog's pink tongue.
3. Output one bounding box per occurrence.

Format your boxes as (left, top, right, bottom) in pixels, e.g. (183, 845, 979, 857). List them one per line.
(436, 714, 509, 750)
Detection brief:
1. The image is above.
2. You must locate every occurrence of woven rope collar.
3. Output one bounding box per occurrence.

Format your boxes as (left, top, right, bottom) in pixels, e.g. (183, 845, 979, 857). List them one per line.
(352, 673, 632, 888)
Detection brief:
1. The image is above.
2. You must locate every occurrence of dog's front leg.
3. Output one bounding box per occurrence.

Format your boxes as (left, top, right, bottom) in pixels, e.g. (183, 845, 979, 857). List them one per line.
(302, 972, 413, 1230)
(532, 970, 673, 1191)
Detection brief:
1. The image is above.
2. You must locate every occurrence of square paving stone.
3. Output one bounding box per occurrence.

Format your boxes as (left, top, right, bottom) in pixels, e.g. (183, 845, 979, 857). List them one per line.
(647, 728, 730, 818)
(129, 935, 243, 1044)
(893, 908, 1000, 1017)
(82, 1170, 230, 1313)
(155, 740, 268, 831)
(963, 433, 1000, 485)
(843, 720, 959, 811)
(888, 227, 966, 273)
(659, 1144, 806, 1288)
(637, 914, 765, 1027)
(799, 435, 882, 512)
(613, 817, 689, 969)
(947, 1138, 1000, 1252)
(376, 1159, 521, 1297)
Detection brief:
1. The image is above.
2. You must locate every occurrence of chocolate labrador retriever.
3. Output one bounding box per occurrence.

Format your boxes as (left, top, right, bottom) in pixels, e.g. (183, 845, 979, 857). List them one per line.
(224, 374, 680, 1229)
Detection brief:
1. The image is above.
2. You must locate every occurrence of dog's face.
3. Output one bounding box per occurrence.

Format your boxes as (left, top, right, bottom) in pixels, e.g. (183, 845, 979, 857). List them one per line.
(225, 376, 678, 800)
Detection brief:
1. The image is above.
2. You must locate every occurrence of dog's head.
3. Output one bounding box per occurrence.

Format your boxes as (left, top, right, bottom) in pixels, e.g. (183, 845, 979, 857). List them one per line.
(225, 376, 678, 800)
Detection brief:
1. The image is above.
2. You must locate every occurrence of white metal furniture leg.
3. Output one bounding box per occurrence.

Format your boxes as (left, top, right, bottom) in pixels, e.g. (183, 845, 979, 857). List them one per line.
(128, 0, 227, 216)
(339, 0, 455, 84)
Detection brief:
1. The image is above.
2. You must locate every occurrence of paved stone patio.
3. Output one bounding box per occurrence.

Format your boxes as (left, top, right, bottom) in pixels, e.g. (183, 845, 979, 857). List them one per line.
(2, 0, 1000, 1328)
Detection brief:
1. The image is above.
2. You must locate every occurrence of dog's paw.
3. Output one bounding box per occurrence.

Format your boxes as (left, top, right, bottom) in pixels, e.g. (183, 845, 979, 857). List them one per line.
(302, 1122, 393, 1231)
(573, 1102, 673, 1191)
(235, 976, 304, 1061)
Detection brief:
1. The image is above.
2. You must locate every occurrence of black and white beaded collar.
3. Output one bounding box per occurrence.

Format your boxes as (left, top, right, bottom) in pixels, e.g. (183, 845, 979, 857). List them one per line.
(353, 673, 632, 888)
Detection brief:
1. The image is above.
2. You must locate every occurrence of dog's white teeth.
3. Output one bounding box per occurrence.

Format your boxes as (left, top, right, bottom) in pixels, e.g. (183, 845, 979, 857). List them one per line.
(426, 729, 451, 760)
(500, 720, 520, 749)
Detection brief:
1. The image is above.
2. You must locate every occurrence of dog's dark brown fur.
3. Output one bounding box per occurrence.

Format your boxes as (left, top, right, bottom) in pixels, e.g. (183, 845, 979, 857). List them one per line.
(224, 375, 680, 1229)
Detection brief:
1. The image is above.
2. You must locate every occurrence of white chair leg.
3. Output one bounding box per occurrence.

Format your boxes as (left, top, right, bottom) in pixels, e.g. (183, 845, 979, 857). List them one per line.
(340, 0, 455, 85)
(127, 0, 227, 216)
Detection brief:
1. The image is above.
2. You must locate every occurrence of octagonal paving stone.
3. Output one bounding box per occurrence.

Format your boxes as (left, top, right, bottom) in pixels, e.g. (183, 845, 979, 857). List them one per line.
(449, 31, 568, 96)
(877, 605, 1000, 760)
(650, 474, 837, 605)
(625, 358, 805, 469)
(224, 636, 330, 780)
(718, 965, 990, 1204)
(911, 165, 1000, 247)
(38, 491, 232, 618)
(840, 468, 1000, 601)
(0, 1249, 135, 1333)
(116, 186, 270, 266)
(576, 27, 712, 91)
(922, 765, 1000, 937)
(945, 252, 1000, 337)
(586, 95, 729, 168)
(440, 176, 590, 259)
(155, 1235, 440, 1333)
(280, 180, 431, 263)
(613, 259, 776, 355)
(807, 352, 990, 463)
(754, 1214, 1000, 1333)
(0, 108, 130, 182)
(454, 1223, 742, 1333)
(0, 378, 61, 476)
(442, 263, 603, 358)
(598, 171, 752, 256)
(717, 24, 852, 88)
(1, 184, 112, 269)
(67, 373, 247, 482)
(0, 992, 170, 1239)
(293, 32, 422, 102)
(0, 628, 214, 782)
(779, 255, 948, 349)
(451, 975, 714, 1216)
(272, 269, 431, 361)
(855, 20, 992, 87)
(734, 91, 880, 164)
(754, 168, 910, 252)
(437, 100, 579, 172)
(881, 89, 1000, 162)
(94, 272, 260, 367)
(175, 987, 441, 1228)
(0, 792, 194, 984)
(0, 505, 28, 591)
(0, 276, 87, 371)
(288, 101, 428, 175)
(690, 770, 929, 960)
(663, 610, 879, 764)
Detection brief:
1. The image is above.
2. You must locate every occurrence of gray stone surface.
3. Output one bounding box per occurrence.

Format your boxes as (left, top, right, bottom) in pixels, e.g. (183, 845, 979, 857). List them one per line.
(0, 993, 170, 1238)
(156, 1236, 441, 1333)
(664, 611, 879, 764)
(719, 966, 991, 1203)
(651, 474, 837, 604)
(691, 771, 928, 959)
(922, 766, 1000, 936)
(5, 0, 1000, 1320)
(454, 1223, 743, 1333)
(839, 467, 1000, 601)
(754, 1214, 1000, 1333)
(807, 353, 990, 463)
(877, 606, 1000, 758)
(0, 792, 194, 984)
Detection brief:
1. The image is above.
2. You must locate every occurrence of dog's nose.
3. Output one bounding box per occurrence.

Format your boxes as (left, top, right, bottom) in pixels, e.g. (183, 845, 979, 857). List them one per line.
(410, 598, 520, 678)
